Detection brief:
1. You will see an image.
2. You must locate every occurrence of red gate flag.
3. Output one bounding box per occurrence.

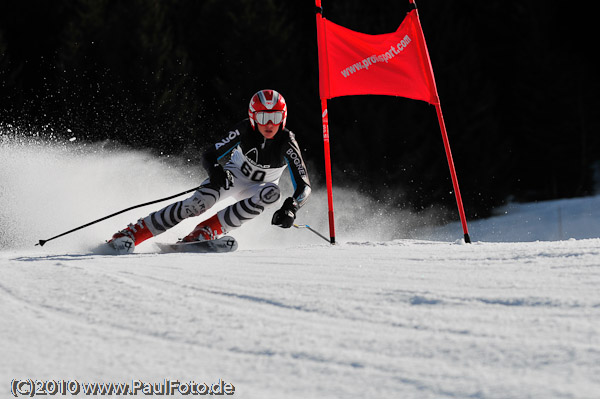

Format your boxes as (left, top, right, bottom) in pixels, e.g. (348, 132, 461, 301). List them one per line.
(315, 1, 471, 244)
(317, 9, 438, 104)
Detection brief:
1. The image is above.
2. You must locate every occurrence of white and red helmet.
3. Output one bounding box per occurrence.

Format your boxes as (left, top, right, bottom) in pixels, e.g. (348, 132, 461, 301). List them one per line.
(248, 89, 287, 130)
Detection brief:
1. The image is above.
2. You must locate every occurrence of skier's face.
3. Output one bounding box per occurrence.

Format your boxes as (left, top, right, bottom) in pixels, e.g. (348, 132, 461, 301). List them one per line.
(257, 121, 280, 139)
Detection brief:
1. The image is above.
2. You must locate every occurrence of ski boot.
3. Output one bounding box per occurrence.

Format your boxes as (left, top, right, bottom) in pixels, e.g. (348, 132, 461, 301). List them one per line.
(181, 214, 225, 242)
(107, 219, 153, 254)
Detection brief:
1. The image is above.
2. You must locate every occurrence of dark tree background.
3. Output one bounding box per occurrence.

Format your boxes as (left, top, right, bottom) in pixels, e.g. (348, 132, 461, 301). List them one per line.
(1, 0, 598, 222)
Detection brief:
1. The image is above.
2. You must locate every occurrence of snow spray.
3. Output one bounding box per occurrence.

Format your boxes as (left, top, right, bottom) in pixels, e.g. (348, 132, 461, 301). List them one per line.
(0, 128, 433, 252)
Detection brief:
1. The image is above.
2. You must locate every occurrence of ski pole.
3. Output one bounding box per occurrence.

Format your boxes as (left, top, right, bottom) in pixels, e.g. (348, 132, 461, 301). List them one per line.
(36, 185, 202, 247)
(293, 224, 331, 243)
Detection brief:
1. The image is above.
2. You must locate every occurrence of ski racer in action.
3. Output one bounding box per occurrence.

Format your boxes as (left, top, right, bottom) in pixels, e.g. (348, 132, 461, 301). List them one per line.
(107, 89, 311, 254)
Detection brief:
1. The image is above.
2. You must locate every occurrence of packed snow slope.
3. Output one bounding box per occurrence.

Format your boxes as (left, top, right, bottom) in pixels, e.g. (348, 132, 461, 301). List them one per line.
(1, 135, 599, 398)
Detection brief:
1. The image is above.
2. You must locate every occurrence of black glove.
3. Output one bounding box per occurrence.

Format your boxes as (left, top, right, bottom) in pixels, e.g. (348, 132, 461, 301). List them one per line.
(208, 164, 234, 190)
(271, 197, 298, 228)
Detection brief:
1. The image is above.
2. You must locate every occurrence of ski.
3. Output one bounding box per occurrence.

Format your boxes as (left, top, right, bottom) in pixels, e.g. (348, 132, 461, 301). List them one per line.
(155, 236, 238, 254)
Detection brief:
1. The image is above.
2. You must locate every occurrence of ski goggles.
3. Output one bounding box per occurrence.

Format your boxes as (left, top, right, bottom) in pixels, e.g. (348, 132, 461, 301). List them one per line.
(254, 111, 284, 125)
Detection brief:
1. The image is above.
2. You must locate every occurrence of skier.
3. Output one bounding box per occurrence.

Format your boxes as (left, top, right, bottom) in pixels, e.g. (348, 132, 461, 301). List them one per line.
(107, 89, 311, 254)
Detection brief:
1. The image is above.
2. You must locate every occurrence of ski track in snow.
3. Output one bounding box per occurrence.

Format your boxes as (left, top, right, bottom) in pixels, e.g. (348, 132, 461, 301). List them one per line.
(2, 240, 600, 398)
(1, 135, 600, 398)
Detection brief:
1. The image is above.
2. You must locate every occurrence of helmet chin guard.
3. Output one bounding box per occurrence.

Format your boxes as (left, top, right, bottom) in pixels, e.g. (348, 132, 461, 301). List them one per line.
(248, 89, 287, 130)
